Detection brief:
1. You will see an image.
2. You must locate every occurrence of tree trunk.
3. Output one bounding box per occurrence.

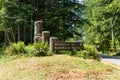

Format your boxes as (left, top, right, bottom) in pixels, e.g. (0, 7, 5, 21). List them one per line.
(111, 17, 115, 52)
(4, 29, 7, 45)
(11, 27, 15, 42)
(24, 26, 26, 43)
(18, 25, 20, 42)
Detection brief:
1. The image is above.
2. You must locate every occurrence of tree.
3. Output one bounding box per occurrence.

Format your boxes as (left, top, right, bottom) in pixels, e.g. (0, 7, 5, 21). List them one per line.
(0, 0, 85, 44)
(33, 0, 85, 41)
(85, 0, 120, 52)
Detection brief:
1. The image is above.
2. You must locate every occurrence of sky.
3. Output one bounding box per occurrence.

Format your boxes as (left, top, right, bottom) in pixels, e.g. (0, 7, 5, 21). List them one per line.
(79, 0, 83, 1)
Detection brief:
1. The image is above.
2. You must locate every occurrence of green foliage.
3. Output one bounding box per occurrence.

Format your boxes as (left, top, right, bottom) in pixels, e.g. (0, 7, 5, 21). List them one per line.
(59, 50, 78, 56)
(0, 46, 4, 58)
(4, 42, 26, 55)
(109, 40, 115, 52)
(112, 44, 120, 57)
(77, 44, 100, 60)
(0, 0, 85, 44)
(3, 41, 53, 57)
(68, 50, 77, 56)
(24, 44, 35, 57)
(56, 44, 100, 60)
(33, 42, 51, 56)
(85, 0, 120, 53)
(84, 44, 98, 53)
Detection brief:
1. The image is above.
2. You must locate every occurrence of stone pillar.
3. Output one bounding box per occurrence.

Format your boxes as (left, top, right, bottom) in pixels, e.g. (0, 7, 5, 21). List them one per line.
(34, 20, 43, 43)
(42, 31, 50, 43)
(50, 37, 58, 52)
(34, 34, 42, 43)
(34, 21, 43, 37)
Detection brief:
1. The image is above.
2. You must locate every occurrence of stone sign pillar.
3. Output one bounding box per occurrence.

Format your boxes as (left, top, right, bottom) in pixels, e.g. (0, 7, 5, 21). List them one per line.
(34, 21, 43, 43)
(42, 31, 50, 43)
(34, 21, 43, 36)
(50, 37, 58, 52)
(34, 34, 42, 42)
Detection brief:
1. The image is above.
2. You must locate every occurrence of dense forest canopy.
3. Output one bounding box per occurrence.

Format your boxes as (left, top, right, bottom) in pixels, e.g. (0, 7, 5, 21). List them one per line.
(0, 0, 120, 53)
(0, 0, 85, 44)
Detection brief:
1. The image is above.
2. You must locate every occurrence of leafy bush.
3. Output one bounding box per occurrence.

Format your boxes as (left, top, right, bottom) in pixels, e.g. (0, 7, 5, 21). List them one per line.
(113, 47, 120, 57)
(109, 40, 115, 52)
(52, 44, 100, 60)
(24, 44, 35, 57)
(67, 50, 77, 56)
(33, 42, 52, 56)
(55, 50, 77, 56)
(4, 42, 26, 55)
(76, 44, 100, 60)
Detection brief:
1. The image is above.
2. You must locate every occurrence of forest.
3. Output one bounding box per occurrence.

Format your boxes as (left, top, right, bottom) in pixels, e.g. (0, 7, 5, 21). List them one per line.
(1, 0, 120, 79)
(0, 0, 120, 56)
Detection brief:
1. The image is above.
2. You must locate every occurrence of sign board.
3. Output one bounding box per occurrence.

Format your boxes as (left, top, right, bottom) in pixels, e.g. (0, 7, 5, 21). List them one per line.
(53, 42, 83, 50)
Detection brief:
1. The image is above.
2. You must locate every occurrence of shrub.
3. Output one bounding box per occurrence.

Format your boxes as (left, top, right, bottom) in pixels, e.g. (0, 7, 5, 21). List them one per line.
(113, 47, 120, 57)
(33, 42, 52, 56)
(68, 50, 77, 56)
(77, 44, 100, 60)
(55, 50, 77, 56)
(109, 40, 115, 52)
(24, 44, 35, 57)
(4, 42, 26, 55)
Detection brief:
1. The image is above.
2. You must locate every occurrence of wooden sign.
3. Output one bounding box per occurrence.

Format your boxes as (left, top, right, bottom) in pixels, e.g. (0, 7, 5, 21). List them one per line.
(53, 42, 83, 50)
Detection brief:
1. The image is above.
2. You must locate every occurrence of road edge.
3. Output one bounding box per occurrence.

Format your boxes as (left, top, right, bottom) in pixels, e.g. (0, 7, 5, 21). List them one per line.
(101, 60, 120, 70)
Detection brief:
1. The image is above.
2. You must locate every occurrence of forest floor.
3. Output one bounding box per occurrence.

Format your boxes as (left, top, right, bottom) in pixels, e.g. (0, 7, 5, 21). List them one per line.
(0, 55, 120, 80)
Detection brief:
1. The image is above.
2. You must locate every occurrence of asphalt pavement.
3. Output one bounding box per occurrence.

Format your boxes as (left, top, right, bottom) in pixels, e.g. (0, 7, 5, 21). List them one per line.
(100, 54, 120, 67)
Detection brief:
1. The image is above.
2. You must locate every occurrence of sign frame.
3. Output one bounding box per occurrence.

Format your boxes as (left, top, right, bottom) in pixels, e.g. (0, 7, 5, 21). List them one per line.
(53, 42, 83, 50)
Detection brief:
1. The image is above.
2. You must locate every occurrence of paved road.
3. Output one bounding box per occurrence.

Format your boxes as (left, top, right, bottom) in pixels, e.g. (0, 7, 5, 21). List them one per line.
(100, 54, 120, 67)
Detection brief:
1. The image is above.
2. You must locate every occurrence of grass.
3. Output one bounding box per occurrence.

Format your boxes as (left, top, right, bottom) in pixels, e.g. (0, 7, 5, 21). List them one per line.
(0, 55, 120, 80)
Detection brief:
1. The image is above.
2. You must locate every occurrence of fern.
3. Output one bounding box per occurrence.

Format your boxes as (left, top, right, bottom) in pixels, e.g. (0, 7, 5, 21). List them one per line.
(33, 42, 49, 56)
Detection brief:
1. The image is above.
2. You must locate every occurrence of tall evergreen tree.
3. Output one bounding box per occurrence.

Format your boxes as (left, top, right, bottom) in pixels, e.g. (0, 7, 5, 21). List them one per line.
(0, 0, 85, 44)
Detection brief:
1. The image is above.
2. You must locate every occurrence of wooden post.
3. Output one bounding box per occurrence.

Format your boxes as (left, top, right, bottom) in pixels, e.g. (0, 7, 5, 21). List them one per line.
(42, 31, 50, 43)
(50, 37, 58, 52)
